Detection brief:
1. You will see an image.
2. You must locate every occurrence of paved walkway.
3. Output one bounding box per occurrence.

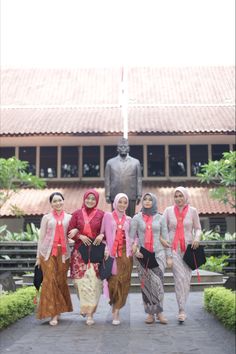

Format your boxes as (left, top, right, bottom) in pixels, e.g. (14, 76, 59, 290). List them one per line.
(0, 292, 235, 354)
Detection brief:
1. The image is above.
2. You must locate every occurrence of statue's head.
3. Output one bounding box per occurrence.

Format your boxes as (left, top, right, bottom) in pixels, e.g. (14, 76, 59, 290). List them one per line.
(117, 137, 130, 156)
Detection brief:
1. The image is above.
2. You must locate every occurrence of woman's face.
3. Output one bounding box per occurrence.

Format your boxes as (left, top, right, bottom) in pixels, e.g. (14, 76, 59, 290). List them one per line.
(143, 194, 153, 209)
(51, 195, 64, 212)
(84, 193, 97, 209)
(116, 197, 128, 213)
(174, 191, 185, 207)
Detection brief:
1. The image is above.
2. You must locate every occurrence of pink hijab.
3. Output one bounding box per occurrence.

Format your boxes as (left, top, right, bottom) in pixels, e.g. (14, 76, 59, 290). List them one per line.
(112, 193, 129, 217)
(174, 186, 189, 205)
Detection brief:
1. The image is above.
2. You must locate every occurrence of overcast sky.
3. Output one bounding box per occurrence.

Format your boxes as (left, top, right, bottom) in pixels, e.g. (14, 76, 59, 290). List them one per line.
(0, 0, 235, 67)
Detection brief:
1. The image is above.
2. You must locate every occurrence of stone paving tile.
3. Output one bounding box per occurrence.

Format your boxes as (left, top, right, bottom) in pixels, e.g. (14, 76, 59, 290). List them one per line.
(0, 292, 235, 354)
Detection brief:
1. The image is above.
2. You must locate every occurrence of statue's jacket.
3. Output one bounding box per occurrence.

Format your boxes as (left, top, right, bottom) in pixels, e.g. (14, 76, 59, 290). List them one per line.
(105, 154, 142, 201)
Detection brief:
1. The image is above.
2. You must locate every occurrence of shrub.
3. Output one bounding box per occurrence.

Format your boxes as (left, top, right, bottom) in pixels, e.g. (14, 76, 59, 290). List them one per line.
(0, 223, 39, 242)
(204, 287, 236, 331)
(200, 255, 230, 272)
(0, 286, 36, 329)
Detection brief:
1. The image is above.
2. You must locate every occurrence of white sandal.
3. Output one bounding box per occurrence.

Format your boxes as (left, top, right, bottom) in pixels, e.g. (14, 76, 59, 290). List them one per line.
(86, 317, 95, 326)
(178, 312, 186, 323)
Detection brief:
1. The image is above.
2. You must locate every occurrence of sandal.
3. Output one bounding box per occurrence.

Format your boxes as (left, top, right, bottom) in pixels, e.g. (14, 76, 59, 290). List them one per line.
(145, 315, 154, 324)
(86, 317, 95, 326)
(157, 314, 168, 324)
(112, 319, 121, 325)
(178, 312, 186, 323)
(49, 316, 58, 326)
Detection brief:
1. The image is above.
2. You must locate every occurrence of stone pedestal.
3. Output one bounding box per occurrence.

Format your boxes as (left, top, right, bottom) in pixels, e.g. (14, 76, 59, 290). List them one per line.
(0, 271, 16, 293)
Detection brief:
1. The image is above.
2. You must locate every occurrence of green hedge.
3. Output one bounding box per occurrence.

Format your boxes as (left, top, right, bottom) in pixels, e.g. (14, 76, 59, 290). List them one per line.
(0, 286, 36, 329)
(204, 287, 236, 331)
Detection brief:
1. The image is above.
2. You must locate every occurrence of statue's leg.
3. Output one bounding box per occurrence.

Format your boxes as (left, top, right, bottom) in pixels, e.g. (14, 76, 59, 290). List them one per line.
(126, 200, 136, 217)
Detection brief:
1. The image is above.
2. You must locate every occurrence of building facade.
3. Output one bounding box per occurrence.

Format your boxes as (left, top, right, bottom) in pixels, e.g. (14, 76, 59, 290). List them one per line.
(0, 66, 235, 233)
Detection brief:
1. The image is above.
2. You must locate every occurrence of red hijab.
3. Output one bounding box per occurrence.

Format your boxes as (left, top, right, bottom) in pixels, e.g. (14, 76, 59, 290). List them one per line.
(81, 189, 100, 236)
(82, 189, 99, 214)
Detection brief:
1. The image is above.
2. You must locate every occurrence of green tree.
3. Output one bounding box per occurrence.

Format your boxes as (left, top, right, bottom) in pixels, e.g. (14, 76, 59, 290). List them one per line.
(197, 151, 236, 208)
(0, 157, 46, 215)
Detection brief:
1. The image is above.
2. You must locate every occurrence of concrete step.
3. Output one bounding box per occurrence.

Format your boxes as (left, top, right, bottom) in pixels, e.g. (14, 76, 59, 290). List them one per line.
(131, 270, 223, 284)
(19, 269, 225, 293)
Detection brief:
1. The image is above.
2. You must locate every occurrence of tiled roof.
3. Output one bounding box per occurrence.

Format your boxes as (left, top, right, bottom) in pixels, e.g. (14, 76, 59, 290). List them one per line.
(1, 67, 235, 106)
(1, 106, 235, 136)
(1, 68, 121, 106)
(128, 66, 235, 105)
(1, 183, 234, 216)
(0, 108, 123, 136)
(1, 66, 235, 136)
(128, 106, 235, 134)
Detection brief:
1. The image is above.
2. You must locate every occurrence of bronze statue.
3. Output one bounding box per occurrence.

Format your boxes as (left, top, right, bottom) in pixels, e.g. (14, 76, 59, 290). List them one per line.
(105, 138, 142, 217)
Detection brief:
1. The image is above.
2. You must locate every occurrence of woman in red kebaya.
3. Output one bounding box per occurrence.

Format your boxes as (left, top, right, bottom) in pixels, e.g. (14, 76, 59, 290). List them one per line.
(67, 189, 105, 326)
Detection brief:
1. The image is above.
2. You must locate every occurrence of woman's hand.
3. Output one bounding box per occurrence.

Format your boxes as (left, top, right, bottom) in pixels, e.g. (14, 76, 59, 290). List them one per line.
(132, 244, 138, 254)
(104, 249, 109, 260)
(93, 234, 104, 245)
(160, 237, 171, 248)
(35, 257, 40, 266)
(80, 235, 92, 246)
(135, 250, 143, 259)
(68, 228, 78, 239)
(192, 240, 200, 249)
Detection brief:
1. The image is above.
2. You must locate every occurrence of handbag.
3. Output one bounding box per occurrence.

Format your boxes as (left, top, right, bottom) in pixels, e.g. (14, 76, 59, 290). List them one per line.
(98, 256, 114, 280)
(183, 244, 206, 270)
(78, 242, 105, 264)
(137, 246, 159, 269)
(33, 265, 43, 290)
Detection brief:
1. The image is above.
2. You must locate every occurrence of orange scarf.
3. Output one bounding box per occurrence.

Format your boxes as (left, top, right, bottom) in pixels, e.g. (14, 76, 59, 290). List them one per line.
(142, 214, 154, 252)
(111, 211, 126, 257)
(52, 211, 66, 256)
(172, 205, 189, 253)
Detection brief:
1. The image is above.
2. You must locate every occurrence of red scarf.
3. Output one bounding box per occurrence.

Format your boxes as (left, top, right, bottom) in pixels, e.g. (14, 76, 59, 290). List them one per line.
(81, 207, 97, 237)
(111, 211, 126, 257)
(172, 205, 189, 253)
(142, 214, 154, 252)
(52, 210, 66, 256)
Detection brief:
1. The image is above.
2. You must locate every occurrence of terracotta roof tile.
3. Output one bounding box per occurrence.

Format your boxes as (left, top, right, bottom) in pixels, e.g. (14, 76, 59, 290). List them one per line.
(1, 67, 234, 107)
(128, 66, 235, 105)
(1, 105, 235, 136)
(128, 106, 235, 134)
(0, 108, 122, 136)
(1, 68, 121, 106)
(1, 184, 234, 216)
(1, 66, 235, 136)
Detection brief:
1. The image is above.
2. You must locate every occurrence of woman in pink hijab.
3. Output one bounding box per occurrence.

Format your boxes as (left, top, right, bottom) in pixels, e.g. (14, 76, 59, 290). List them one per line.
(100, 193, 133, 325)
(161, 186, 202, 323)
